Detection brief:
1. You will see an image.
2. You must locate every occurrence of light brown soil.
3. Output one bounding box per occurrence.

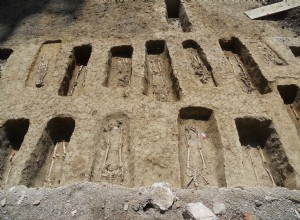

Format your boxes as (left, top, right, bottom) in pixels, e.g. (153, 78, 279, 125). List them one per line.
(0, 2, 300, 218)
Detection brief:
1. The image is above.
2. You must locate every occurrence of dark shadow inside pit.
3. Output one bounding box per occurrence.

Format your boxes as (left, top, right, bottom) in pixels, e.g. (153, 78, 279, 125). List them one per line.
(58, 44, 92, 96)
(20, 116, 75, 187)
(277, 84, 300, 137)
(235, 117, 296, 188)
(290, 46, 300, 57)
(104, 45, 133, 88)
(2, 119, 30, 151)
(179, 106, 212, 121)
(0, 118, 29, 182)
(144, 40, 181, 102)
(0, 49, 13, 60)
(165, 0, 180, 18)
(146, 40, 165, 55)
(219, 37, 271, 94)
(277, 84, 299, 104)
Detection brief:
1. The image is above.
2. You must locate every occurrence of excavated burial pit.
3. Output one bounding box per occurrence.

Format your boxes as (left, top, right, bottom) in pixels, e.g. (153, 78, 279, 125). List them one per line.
(90, 113, 133, 187)
(251, 41, 287, 66)
(20, 116, 75, 188)
(178, 107, 226, 189)
(0, 48, 13, 77)
(143, 40, 181, 102)
(26, 40, 62, 88)
(104, 45, 133, 89)
(235, 117, 296, 188)
(182, 40, 217, 87)
(0, 118, 29, 186)
(165, 0, 191, 32)
(290, 46, 300, 57)
(277, 84, 300, 137)
(58, 44, 92, 96)
(219, 37, 271, 94)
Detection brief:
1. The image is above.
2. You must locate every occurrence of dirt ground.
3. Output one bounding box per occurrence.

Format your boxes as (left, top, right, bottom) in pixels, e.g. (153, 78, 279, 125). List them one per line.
(0, 0, 300, 219)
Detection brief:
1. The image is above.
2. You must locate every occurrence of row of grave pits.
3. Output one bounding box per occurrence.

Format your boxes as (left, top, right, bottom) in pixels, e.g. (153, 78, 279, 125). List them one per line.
(0, 100, 298, 189)
(1, 39, 299, 99)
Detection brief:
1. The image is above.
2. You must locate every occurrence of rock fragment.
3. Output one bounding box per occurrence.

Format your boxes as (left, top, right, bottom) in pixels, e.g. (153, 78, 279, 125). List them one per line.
(213, 202, 226, 215)
(33, 200, 40, 206)
(183, 202, 217, 220)
(243, 212, 257, 220)
(148, 182, 175, 212)
(123, 203, 129, 211)
(1, 198, 6, 207)
(71, 210, 77, 217)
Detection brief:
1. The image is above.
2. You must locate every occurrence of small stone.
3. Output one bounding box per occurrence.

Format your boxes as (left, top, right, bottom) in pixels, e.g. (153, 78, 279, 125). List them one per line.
(243, 212, 257, 220)
(1, 198, 6, 207)
(254, 200, 262, 207)
(33, 200, 40, 206)
(213, 202, 226, 215)
(132, 204, 140, 212)
(149, 182, 176, 212)
(183, 202, 217, 220)
(71, 210, 77, 217)
(265, 196, 279, 202)
(124, 203, 129, 211)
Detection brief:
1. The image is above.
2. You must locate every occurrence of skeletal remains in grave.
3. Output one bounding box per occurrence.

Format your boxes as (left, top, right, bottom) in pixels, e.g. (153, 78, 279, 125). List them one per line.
(246, 145, 276, 187)
(0, 59, 7, 78)
(35, 54, 49, 87)
(227, 54, 254, 94)
(185, 126, 209, 188)
(148, 57, 169, 101)
(69, 65, 83, 96)
(190, 51, 210, 84)
(44, 141, 67, 186)
(100, 122, 124, 183)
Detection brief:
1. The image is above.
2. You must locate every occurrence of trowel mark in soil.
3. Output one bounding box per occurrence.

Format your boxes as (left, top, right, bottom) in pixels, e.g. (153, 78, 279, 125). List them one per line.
(277, 84, 300, 137)
(178, 107, 226, 189)
(219, 37, 271, 94)
(0, 48, 13, 78)
(20, 116, 75, 187)
(251, 41, 287, 66)
(182, 40, 217, 87)
(235, 117, 296, 189)
(90, 113, 133, 187)
(104, 45, 133, 89)
(165, 0, 192, 32)
(0, 118, 29, 186)
(26, 40, 62, 88)
(143, 40, 181, 102)
(58, 44, 92, 96)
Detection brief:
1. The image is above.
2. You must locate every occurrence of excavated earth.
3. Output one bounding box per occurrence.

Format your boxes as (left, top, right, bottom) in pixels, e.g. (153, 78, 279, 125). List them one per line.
(0, 0, 300, 219)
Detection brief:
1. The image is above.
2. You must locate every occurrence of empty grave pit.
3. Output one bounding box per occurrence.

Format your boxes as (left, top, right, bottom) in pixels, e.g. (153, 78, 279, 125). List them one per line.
(20, 116, 75, 188)
(277, 84, 300, 136)
(143, 40, 181, 102)
(178, 107, 226, 189)
(0, 118, 29, 186)
(182, 40, 217, 87)
(58, 44, 92, 96)
(90, 113, 133, 187)
(26, 40, 62, 88)
(165, 0, 191, 32)
(104, 45, 133, 89)
(0, 48, 13, 77)
(219, 37, 271, 94)
(235, 117, 296, 188)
